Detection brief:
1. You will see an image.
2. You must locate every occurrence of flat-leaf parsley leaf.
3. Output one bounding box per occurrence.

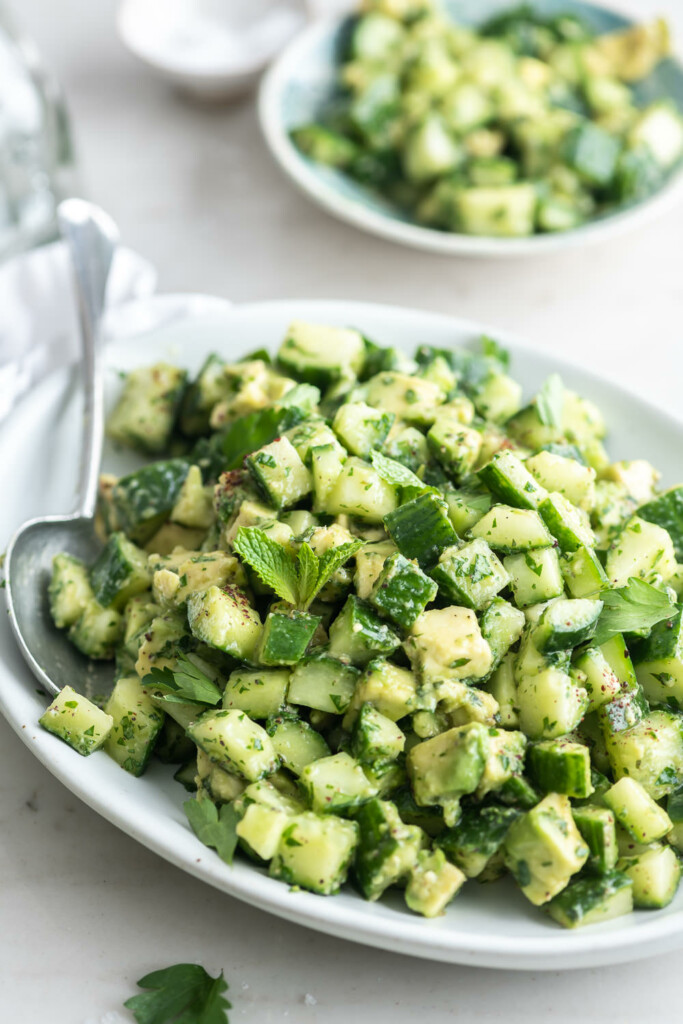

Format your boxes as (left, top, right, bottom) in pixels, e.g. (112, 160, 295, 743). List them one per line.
(124, 962, 230, 1024)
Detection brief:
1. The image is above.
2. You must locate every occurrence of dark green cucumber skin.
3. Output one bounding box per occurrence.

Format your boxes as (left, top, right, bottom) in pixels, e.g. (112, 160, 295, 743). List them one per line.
(259, 610, 321, 666)
(478, 458, 540, 511)
(179, 353, 225, 436)
(547, 870, 631, 926)
(572, 806, 617, 874)
(537, 606, 601, 654)
(563, 122, 620, 188)
(668, 785, 683, 824)
(393, 787, 445, 837)
(639, 486, 683, 560)
(383, 493, 457, 569)
(528, 743, 593, 799)
(112, 459, 190, 542)
(538, 496, 583, 552)
(350, 703, 399, 765)
(437, 805, 520, 867)
(497, 775, 541, 810)
(174, 761, 198, 791)
(369, 552, 438, 629)
(429, 545, 504, 610)
(155, 718, 197, 765)
(329, 596, 400, 666)
(353, 798, 411, 900)
(90, 533, 142, 608)
(631, 607, 683, 665)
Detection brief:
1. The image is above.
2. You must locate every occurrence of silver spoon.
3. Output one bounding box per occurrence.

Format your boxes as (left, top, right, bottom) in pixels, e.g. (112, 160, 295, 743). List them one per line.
(5, 199, 119, 699)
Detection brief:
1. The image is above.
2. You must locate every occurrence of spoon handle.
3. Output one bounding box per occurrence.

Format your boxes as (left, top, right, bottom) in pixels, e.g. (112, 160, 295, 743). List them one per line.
(57, 200, 119, 521)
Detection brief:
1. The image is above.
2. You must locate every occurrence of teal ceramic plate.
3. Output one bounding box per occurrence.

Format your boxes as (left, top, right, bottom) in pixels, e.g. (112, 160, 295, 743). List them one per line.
(259, 0, 683, 256)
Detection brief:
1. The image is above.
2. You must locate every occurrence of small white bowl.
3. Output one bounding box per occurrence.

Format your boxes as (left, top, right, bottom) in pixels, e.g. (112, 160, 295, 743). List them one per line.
(117, 0, 306, 101)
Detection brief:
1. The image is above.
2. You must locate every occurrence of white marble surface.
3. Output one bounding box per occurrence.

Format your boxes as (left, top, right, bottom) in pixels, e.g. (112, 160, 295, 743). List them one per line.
(3, 0, 683, 1019)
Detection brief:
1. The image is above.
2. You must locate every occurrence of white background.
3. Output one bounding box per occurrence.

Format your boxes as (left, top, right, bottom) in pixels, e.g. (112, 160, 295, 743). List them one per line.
(3, 0, 683, 1020)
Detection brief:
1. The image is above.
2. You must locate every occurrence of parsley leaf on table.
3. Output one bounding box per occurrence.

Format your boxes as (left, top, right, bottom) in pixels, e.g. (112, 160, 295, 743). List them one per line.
(184, 798, 240, 866)
(592, 577, 677, 646)
(143, 655, 222, 707)
(124, 963, 230, 1024)
(535, 373, 564, 429)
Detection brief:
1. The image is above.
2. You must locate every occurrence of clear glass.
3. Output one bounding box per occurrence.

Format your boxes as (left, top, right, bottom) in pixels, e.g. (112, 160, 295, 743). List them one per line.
(0, 4, 78, 259)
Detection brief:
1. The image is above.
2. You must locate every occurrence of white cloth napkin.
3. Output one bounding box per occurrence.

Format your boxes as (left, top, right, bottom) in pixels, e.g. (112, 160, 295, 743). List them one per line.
(0, 241, 157, 422)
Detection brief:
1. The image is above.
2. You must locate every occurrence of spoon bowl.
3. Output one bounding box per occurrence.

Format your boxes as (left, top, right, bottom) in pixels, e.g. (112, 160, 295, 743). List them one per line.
(5, 199, 119, 699)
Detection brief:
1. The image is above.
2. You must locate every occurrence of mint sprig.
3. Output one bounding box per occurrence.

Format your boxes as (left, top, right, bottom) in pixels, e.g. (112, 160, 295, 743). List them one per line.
(234, 527, 362, 610)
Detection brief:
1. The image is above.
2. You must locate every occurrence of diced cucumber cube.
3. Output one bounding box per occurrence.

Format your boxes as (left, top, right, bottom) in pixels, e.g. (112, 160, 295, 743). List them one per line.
(106, 362, 187, 454)
(266, 715, 330, 775)
(187, 585, 262, 662)
(470, 504, 553, 553)
(532, 597, 602, 653)
(431, 538, 509, 611)
(328, 596, 400, 666)
(539, 492, 595, 552)
(479, 598, 525, 669)
(405, 849, 466, 917)
(325, 457, 397, 522)
(364, 371, 444, 426)
(560, 544, 608, 598)
(270, 812, 358, 895)
(222, 668, 290, 719)
(572, 805, 618, 874)
(503, 793, 589, 906)
(617, 844, 681, 908)
(563, 121, 620, 186)
(384, 492, 458, 569)
(403, 115, 462, 183)
(188, 709, 278, 782)
(454, 183, 538, 237)
(572, 646, 622, 712)
(479, 450, 547, 510)
(111, 459, 190, 544)
(610, 712, 682, 798)
(525, 450, 596, 511)
(351, 703, 405, 766)
(288, 655, 359, 715)
(277, 321, 365, 387)
(604, 776, 673, 843)
(528, 739, 593, 799)
(504, 547, 565, 607)
(68, 599, 122, 660)
(246, 436, 312, 510)
(482, 653, 519, 727)
(633, 606, 683, 707)
(516, 663, 589, 740)
(256, 607, 320, 667)
(444, 489, 491, 535)
(437, 804, 520, 879)
(427, 419, 481, 481)
(354, 798, 423, 901)
(90, 532, 151, 610)
(104, 674, 165, 776)
(236, 803, 291, 861)
(629, 100, 683, 170)
(342, 658, 419, 728)
(606, 515, 676, 588)
(368, 551, 438, 629)
(300, 752, 378, 814)
(638, 485, 683, 560)
(332, 401, 394, 457)
(39, 685, 113, 756)
(547, 871, 633, 928)
(49, 553, 94, 629)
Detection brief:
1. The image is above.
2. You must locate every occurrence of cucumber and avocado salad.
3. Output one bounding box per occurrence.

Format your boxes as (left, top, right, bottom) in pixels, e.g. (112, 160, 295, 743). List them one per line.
(41, 318, 683, 926)
(291, 1, 683, 238)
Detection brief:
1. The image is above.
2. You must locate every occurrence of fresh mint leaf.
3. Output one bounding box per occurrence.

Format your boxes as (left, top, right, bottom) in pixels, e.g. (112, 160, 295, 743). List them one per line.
(184, 798, 240, 866)
(124, 963, 230, 1024)
(370, 450, 430, 500)
(481, 335, 510, 370)
(592, 577, 677, 646)
(233, 527, 299, 605)
(295, 542, 320, 608)
(143, 655, 222, 707)
(535, 373, 564, 429)
(310, 540, 363, 609)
